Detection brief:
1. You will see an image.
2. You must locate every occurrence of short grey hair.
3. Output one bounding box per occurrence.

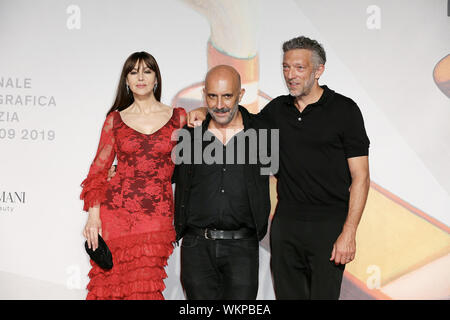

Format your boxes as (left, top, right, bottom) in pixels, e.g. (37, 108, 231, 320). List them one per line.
(282, 36, 326, 68)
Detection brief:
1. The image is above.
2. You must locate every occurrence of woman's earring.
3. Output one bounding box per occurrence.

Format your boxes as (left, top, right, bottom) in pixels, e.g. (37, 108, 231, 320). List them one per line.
(154, 81, 158, 92)
(126, 84, 130, 94)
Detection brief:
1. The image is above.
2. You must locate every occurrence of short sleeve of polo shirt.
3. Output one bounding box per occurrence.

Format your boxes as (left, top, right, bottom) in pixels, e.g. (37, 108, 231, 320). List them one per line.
(255, 98, 278, 129)
(342, 102, 370, 158)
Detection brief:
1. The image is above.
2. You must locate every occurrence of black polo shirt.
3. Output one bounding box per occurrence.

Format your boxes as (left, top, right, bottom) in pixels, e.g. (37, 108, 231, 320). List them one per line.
(258, 85, 370, 220)
(187, 126, 254, 230)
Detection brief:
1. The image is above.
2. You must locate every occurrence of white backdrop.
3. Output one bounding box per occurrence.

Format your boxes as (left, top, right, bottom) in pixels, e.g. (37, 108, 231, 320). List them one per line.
(0, 0, 449, 300)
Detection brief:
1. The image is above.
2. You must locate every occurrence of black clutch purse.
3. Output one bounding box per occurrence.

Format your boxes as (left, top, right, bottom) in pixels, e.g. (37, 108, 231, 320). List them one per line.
(85, 235, 113, 270)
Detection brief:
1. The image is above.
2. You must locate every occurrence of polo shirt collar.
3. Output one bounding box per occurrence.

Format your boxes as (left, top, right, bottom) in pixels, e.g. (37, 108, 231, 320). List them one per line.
(284, 85, 334, 108)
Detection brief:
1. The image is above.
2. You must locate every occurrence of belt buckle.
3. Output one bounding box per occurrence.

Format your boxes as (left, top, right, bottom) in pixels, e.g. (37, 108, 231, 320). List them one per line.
(204, 228, 215, 240)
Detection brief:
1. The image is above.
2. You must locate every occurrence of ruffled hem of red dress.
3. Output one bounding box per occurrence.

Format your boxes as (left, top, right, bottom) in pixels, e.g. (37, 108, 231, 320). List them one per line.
(86, 230, 175, 300)
(87, 277, 166, 300)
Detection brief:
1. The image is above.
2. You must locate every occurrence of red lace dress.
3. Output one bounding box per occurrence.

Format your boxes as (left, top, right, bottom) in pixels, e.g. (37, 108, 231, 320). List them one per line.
(80, 107, 186, 300)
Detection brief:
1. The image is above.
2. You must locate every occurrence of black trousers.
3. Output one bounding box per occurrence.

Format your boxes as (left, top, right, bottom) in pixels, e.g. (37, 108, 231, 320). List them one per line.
(270, 213, 346, 300)
(181, 235, 259, 300)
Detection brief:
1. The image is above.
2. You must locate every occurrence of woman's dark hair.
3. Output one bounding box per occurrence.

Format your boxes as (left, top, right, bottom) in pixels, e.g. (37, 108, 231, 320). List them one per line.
(107, 51, 162, 115)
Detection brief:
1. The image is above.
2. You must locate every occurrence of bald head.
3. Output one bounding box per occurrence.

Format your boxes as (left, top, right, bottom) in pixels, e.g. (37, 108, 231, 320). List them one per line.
(205, 65, 241, 92)
(203, 65, 245, 126)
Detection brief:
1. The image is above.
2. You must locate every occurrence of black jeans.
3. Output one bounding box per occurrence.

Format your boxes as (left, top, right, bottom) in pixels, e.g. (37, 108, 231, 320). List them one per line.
(270, 213, 346, 300)
(180, 235, 259, 300)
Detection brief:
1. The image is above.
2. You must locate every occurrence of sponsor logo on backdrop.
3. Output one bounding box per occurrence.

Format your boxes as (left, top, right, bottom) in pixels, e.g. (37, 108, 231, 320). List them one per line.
(66, 5, 81, 30)
(366, 265, 382, 289)
(0, 191, 26, 213)
(0, 77, 56, 142)
(366, 5, 381, 30)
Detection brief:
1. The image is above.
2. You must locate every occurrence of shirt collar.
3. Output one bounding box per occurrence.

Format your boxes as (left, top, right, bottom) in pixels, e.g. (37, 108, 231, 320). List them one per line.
(284, 85, 334, 108)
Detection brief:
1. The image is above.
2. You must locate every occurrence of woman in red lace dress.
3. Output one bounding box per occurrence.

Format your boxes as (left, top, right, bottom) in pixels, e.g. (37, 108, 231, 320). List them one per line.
(80, 52, 186, 300)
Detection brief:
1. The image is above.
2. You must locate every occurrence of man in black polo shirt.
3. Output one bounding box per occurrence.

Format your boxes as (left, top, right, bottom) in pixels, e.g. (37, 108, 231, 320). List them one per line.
(187, 36, 370, 300)
(172, 65, 273, 299)
(260, 36, 370, 300)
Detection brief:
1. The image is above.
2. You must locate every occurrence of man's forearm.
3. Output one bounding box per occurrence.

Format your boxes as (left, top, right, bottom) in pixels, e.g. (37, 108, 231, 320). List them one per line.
(344, 175, 370, 232)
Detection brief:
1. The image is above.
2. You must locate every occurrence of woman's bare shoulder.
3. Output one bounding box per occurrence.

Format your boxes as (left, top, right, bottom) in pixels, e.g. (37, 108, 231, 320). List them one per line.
(158, 103, 173, 112)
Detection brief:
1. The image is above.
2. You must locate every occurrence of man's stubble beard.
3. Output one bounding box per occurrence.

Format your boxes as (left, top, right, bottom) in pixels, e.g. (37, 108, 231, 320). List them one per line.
(288, 70, 316, 98)
(208, 101, 239, 126)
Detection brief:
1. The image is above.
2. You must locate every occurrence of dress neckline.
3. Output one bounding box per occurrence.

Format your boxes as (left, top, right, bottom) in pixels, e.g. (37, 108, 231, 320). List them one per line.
(117, 108, 175, 136)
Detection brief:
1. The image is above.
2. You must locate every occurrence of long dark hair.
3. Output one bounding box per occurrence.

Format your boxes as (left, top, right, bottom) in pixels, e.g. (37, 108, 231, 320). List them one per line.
(107, 51, 162, 115)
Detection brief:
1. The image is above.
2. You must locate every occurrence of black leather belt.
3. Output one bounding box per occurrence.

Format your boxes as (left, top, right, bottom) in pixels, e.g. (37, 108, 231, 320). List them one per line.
(185, 227, 256, 240)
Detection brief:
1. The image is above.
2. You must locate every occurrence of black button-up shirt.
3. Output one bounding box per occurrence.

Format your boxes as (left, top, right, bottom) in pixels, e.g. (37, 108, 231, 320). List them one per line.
(258, 85, 370, 220)
(187, 128, 254, 230)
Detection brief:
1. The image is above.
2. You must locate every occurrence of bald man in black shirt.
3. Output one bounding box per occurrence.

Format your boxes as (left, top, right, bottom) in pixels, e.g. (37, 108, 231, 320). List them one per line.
(173, 65, 274, 300)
